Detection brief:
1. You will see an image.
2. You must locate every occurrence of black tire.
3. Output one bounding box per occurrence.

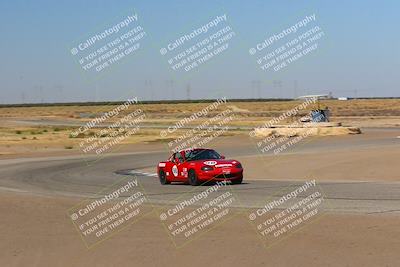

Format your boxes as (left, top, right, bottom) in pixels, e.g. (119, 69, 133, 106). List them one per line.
(159, 170, 170, 185)
(188, 169, 200, 186)
(231, 177, 243, 184)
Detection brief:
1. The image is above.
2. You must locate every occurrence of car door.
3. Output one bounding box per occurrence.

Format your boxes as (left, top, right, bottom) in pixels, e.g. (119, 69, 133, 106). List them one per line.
(174, 152, 188, 181)
(176, 151, 189, 181)
(168, 152, 183, 181)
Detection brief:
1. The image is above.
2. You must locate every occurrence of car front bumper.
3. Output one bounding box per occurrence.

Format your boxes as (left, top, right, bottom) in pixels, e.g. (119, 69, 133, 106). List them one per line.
(197, 168, 243, 181)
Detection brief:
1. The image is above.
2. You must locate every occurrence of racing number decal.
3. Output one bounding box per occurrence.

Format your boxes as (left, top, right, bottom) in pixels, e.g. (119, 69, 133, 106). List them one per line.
(172, 165, 179, 177)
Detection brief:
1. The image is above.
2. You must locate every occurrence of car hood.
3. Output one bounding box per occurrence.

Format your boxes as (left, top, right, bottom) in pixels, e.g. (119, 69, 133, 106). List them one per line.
(188, 159, 239, 167)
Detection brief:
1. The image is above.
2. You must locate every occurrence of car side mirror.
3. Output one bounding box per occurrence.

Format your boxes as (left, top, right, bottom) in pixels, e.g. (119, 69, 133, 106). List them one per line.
(220, 155, 225, 159)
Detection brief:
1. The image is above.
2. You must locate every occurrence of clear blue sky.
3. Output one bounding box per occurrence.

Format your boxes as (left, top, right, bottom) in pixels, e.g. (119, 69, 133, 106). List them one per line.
(0, 0, 399, 103)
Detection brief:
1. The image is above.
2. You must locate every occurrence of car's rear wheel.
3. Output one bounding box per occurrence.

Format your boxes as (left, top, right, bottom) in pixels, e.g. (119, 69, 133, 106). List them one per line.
(188, 169, 200, 186)
(231, 177, 243, 184)
(159, 170, 170, 185)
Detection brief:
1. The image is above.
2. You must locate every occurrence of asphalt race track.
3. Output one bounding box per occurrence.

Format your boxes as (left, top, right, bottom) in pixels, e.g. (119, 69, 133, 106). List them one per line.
(1, 128, 399, 214)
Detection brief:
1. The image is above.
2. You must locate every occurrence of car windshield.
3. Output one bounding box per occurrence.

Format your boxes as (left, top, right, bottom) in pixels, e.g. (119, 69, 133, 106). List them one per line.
(184, 149, 221, 161)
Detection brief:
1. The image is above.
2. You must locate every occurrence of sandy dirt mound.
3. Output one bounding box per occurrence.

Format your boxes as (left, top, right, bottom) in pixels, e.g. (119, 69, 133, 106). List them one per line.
(254, 125, 361, 137)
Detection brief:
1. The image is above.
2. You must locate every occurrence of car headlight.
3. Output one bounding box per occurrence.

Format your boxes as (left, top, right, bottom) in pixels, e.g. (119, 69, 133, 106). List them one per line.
(201, 166, 213, 171)
(235, 163, 242, 169)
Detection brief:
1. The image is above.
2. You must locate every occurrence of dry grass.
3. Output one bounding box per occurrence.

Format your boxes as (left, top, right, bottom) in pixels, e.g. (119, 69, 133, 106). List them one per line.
(1, 99, 400, 119)
(0, 99, 399, 155)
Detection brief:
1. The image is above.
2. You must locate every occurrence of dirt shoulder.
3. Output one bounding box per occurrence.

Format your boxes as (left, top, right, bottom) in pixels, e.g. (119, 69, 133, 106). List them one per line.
(239, 145, 400, 182)
(0, 192, 399, 267)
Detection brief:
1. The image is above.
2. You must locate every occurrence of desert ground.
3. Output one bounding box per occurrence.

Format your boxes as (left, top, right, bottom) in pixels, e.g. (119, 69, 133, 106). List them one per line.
(0, 99, 399, 158)
(0, 99, 399, 266)
(1, 192, 399, 267)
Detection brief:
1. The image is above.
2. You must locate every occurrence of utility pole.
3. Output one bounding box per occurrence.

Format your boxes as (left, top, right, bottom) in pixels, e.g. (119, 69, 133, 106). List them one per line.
(55, 84, 64, 103)
(40, 86, 44, 103)
(251, 80, 262, 99)
(273, 80, 283, 97)
(95, 84, 98, 102)
(145, 79, 153, 100)
(293, 80, 298, 99)
(186, 83, 191, 100)
(165, 80, 175, 100)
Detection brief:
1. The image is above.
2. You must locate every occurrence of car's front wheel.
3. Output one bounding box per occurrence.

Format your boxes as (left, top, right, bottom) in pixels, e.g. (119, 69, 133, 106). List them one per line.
(188, 169, 200, 186)
(159, 170, 170, 185)
(231, 177, 243, 184)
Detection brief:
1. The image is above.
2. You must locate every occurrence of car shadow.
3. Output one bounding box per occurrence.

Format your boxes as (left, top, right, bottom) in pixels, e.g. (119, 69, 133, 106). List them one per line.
(171, 181, 250, 186)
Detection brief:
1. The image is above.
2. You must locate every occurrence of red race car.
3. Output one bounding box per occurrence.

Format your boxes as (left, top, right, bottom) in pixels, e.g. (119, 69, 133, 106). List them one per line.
(157, 148, 243, 186)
